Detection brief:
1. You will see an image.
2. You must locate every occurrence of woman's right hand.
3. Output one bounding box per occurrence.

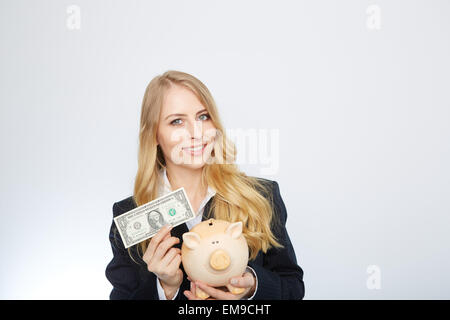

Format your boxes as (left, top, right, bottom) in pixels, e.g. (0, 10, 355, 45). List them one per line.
(143, 224, 183, 291)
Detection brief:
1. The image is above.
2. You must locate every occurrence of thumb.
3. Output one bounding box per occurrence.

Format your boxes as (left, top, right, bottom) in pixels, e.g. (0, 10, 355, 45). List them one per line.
(229, 272, 254, 288)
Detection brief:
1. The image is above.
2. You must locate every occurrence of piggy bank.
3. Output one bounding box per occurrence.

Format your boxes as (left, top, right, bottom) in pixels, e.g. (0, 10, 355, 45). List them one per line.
(181, 218, 249, 299)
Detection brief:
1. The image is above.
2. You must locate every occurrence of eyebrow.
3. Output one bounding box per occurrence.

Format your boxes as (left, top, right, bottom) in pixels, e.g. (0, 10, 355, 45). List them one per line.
(164, 109, 207, 121)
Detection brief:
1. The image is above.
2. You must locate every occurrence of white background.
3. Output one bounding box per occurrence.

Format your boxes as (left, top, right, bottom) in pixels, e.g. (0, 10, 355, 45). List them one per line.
(1, 0, 449, 299)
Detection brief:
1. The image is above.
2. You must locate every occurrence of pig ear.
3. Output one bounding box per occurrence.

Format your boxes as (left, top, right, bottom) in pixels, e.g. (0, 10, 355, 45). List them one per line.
(182, 232, 201, 250)
(225, 221, 243, 239)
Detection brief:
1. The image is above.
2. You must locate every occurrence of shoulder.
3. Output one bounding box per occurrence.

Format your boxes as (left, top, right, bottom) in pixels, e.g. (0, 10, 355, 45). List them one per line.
(250, 176, 286, 226)
(249, 177, 284, 211)
(250, 176, 280, 198)
(112, 195, 137, 217)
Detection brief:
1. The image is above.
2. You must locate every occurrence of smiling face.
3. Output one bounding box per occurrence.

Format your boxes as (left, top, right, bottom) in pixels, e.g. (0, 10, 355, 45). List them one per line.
(157, 84, 217, 170)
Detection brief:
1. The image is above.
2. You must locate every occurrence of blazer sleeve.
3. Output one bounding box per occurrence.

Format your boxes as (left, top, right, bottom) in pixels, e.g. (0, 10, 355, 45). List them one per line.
(105, 202, 187, 300)
(248, 181, 305, 300)
(105, 202, 156, 299)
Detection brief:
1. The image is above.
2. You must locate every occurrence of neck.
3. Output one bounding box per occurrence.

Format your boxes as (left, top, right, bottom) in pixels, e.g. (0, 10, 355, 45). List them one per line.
(165, 164, 206, 197)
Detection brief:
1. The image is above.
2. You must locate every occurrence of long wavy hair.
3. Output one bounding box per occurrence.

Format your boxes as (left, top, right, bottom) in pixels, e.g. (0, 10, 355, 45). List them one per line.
(128, 70, 283, 262)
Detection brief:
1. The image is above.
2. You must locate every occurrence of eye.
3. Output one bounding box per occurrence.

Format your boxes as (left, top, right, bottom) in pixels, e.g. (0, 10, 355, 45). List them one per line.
(170, 119, 182, 126)
(198, 113, 210, 121)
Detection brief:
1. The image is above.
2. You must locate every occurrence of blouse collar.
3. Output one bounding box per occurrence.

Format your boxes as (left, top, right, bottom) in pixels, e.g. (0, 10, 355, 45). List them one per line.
(158, 167, 216, 216)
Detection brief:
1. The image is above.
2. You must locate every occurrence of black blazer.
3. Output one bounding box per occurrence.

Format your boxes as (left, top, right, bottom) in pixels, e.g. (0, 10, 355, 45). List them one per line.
(105, 178, 305, 300)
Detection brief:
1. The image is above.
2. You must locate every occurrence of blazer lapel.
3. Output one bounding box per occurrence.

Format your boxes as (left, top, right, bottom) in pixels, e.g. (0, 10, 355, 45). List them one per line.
(202, 196, 214, 221)
(171, 223, 188, 245)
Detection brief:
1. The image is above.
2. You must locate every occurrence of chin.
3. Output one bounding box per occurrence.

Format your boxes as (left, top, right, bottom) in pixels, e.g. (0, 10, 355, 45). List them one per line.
(182, 154, 214, 169)
(179, 160, 208, 170)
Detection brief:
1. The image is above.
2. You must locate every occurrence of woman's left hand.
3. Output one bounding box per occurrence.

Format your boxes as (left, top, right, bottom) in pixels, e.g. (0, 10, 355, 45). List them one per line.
(184, 271, 256, 300)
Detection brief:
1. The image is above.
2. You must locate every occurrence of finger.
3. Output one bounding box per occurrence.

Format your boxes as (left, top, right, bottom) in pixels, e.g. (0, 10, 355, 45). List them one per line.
(164, 253, 182, 275)
(191, 281, 200, 299)
(183, 290, 192, 300)
(184, 290, 200, 300)
(152, 236, 180, 261)
(162, 232, 171, 241)
(195, 281, 230, 300)
(143, 224, 172, 261)
(159, 247, 181, 268)
(229, 272, 255, 288)
(184, 282, 200, 300)
(171, 252, 182, 268)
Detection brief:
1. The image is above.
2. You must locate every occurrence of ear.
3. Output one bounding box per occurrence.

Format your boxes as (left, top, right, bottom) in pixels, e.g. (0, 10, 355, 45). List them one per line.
(225, 221, 243, 239)
(182, 232, 201, 250)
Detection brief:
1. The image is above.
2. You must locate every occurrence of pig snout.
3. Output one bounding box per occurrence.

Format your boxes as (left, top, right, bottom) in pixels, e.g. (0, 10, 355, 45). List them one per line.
(209, 249, 231, 271)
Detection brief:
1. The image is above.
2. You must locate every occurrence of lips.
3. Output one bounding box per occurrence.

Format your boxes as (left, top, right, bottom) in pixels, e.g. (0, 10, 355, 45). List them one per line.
(183, 144, 207, 151)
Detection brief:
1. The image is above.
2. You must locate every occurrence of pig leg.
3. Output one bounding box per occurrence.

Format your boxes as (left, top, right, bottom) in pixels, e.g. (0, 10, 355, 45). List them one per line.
(195, 287, 210, 299)
(226, 284, 245, 295)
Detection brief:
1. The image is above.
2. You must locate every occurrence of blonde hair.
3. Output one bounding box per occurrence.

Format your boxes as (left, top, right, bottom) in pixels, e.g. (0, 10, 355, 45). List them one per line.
(127, 70, 283, 262)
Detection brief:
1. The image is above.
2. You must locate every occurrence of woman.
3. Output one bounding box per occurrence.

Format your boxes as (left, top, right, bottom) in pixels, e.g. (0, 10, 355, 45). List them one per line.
(105, 70, 305, 300)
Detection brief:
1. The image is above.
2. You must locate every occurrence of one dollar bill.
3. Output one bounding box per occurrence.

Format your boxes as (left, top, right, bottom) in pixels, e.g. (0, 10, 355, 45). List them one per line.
(114, 188, 196, 249)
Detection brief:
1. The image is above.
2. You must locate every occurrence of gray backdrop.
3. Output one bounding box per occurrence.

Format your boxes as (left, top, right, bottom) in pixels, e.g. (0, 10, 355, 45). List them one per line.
(1, 0, 449, 299)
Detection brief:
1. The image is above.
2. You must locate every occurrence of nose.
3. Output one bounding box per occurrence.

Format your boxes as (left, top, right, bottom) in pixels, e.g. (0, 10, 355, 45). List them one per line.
(186, 119, 204, 142)
(209, 249, 230, 271)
